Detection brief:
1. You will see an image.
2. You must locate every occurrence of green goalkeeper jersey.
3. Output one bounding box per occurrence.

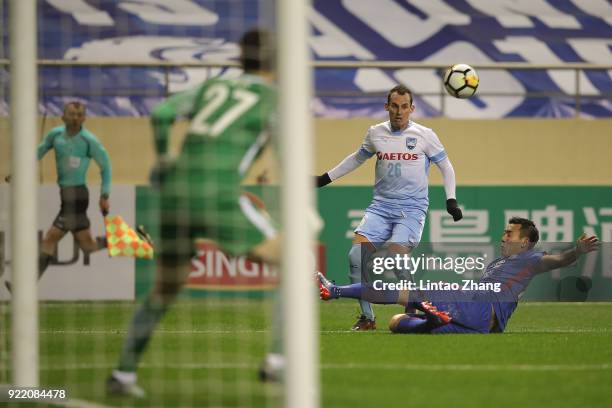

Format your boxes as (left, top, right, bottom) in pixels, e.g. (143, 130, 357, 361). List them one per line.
(152, 74, 275, 216)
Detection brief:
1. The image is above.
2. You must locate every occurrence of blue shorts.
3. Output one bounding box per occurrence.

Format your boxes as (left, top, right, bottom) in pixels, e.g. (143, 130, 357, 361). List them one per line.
(406, 289, 493, 334)
(430, 295, 493, 334)
(355, 200, 426, 247)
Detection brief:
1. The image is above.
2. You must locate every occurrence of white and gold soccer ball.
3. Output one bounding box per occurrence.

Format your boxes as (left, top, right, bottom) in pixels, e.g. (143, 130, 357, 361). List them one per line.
(443, 64, 479, 99)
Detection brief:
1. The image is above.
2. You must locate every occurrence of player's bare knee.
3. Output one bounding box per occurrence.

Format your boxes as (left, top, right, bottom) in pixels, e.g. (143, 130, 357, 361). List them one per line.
(75, 236, 98, 253)
(388, 314, 408, 333)
(43, 228, 63, 244)
(41, 227, 65, 254)
(388, 243, 412, 255)
(352, 233, 373, 247)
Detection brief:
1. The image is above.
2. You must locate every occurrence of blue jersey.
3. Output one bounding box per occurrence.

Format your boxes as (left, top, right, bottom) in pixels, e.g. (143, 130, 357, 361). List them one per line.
(479, 250, 546, 332)
(38, 126, 112, 196)
(359, 120, 447, 210)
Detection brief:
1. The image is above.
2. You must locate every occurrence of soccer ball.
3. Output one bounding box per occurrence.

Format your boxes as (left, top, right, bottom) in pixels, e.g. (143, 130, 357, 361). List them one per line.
(443, 64, 479, 99)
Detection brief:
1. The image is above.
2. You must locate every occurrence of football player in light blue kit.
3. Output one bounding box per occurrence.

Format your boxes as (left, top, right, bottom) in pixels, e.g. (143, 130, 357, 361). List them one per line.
(316, 85, 462, 330)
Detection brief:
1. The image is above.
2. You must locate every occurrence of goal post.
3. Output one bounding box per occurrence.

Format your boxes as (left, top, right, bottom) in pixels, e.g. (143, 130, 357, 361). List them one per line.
(9, 0, 39, 388)
(277, 0, 319, 407)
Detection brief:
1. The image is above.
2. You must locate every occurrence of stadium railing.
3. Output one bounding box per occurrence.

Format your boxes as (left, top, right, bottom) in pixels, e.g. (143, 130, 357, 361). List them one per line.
(0, 59, 610, 117)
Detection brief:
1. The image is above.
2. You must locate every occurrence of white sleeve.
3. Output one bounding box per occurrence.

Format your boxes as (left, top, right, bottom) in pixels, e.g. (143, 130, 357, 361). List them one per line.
(327, 150, 368, 181)
(327, 128, 375, 181)
(424, 129, 447, 163)
(435, 157, 456, 200)
(360, 127, 376, 156)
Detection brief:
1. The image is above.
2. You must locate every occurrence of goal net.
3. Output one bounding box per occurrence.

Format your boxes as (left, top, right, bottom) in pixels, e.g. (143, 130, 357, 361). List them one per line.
(1, 1, 318, 406)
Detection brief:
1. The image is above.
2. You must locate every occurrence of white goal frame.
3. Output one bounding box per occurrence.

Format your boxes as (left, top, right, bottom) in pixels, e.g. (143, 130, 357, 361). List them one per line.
(9, 0, 39, 388)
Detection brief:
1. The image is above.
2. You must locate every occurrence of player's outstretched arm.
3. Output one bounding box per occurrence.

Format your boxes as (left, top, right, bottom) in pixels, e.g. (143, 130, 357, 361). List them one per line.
(535, 233, 600, 273)
(315, 149, 370, 188)
(435, 158, 462, 222)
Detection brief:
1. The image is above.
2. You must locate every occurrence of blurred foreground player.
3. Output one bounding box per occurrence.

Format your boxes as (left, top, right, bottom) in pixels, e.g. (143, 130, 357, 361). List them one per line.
(107, 28, 279, 396)
(316, 85, 462, 330)
(5, 101, 111, 292)
(318, 218, 599, 334)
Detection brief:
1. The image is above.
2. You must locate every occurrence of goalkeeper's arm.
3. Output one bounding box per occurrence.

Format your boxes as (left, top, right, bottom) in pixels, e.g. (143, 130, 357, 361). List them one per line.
(151, 86, 200, 156)
(149, 104, 176, 188)
(150, 86, 200, 187)
(151, 104, 175, 158)
(316, 149, 370, 188)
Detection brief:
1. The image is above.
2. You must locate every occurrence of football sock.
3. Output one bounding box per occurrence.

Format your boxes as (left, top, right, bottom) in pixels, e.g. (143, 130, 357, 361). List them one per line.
(348, 243, 375, 320)
(358, 300, 375, 320)
(111, 369, 137, 384)
(333, 283, 400, 304)
(333, 283, 362, 299)
(358, 301, 374, 320)
(117, 294, 168, 372)
(363, 283, 400, 304)
(268, 292, 283, 354)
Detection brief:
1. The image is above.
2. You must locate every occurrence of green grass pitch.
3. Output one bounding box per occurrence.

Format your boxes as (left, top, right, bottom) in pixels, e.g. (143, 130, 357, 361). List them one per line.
(2, 299, 611, 407)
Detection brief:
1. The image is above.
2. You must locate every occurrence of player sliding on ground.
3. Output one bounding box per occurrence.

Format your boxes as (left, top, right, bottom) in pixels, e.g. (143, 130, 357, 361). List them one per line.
(316, 85, 462, 330)
(107, 28, 281, 396)
(318, 218, 599, 334)
(4, 102, 111, 292)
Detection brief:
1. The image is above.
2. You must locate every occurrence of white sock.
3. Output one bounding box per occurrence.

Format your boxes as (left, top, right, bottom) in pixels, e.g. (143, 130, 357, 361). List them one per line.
(113, 369, 137, 385)
(265, 353, 285, 371)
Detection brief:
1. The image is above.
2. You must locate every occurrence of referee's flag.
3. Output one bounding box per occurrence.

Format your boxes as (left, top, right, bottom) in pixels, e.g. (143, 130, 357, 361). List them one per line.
(104, 215, 154, 259)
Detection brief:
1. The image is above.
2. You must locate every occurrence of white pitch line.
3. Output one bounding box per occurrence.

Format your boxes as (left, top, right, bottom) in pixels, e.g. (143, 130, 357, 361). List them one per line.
(37, 327, 612, 335)
(18, 301, 612, 309)
(326, 301, 612, 307)
(39, 362, 259, 371)
(37, 362, 612, 372)
(47, 398, 114, 408)
(36, 301, 264, 309)
(321, 363, 612, 371)
(38, 329, 268, 335)
(40, 329, 345, 335)
(322, 328, 612, 334)
(517, 302, 612, 306)
(505, 328, 612, 333)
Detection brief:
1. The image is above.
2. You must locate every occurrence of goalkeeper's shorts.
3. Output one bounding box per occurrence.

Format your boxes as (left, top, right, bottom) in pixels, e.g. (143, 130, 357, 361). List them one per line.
(159, 190, 277, 266)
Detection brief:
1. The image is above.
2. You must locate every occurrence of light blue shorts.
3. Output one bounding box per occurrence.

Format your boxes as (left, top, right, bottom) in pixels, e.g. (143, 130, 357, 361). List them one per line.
(354, 200, 426, 247)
